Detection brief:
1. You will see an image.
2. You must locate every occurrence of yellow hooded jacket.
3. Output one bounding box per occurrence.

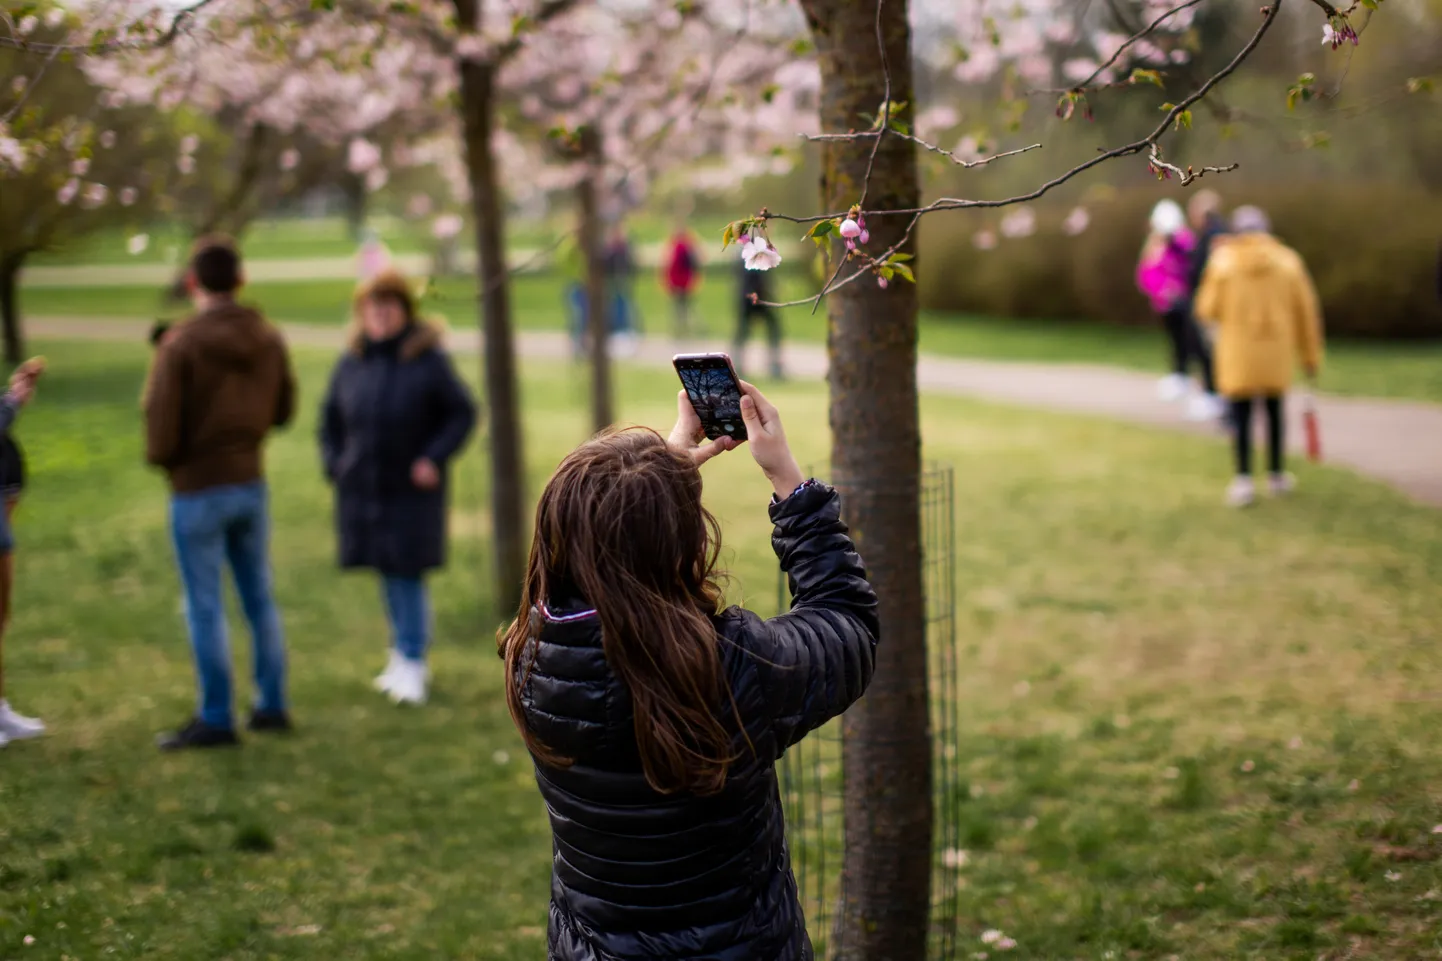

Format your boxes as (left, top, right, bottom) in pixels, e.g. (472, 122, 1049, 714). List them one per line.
(1195, 232, 1325, 398)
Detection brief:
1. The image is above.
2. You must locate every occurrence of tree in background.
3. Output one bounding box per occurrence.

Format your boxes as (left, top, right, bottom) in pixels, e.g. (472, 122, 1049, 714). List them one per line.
(504, 0, 818, 431)
(0, 6, 170, 362)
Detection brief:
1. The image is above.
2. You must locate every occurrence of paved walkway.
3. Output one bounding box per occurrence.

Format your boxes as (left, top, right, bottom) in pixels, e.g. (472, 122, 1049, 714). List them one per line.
(20, 242, 689, 288)
(28, 316, 1442, 508)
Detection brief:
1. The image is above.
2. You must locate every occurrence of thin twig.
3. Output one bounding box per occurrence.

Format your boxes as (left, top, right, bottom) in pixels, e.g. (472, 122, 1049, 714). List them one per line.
(806, 131, 1042, 170)
(855, 0, 890, 212)
(1052, 0, 1208, 95)
(766, 0, 1282, 227)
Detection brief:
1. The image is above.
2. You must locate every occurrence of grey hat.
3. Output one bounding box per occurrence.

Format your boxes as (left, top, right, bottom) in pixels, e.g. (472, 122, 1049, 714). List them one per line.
(1231, 205, 1271, 233)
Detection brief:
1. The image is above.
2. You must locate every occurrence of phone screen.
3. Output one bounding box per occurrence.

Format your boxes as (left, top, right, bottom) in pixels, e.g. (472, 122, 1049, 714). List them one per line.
(674, 354, 747, 442)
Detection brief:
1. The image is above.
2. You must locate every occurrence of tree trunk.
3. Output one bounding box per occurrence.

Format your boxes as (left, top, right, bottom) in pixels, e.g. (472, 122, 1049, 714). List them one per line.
(576, 125, 613, 434)
(457, 53, 527, 618)
(340, 171, 368, 241)
(0, 253, 25, 365)
(798, 2, 932, 960)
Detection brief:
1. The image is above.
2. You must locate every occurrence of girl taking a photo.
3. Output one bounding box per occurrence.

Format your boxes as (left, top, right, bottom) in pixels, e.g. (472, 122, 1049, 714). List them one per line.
(499, 382, 878, 961)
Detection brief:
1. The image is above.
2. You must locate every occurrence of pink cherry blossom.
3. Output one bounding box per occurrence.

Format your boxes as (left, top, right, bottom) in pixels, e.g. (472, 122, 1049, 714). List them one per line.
(980, 930, 1003, 945)
(177, 154, 196, 175)
(1062, 207, 1091, 236)
(71, 158, 91, 176)
(17, 15, 38, 36)
(973, 229, 998, 251)
(179, 134, 200, 155)
(80, 183, 108, 209)
(119, 186, 139, 206)
(127, 234, 150, 255)
(99, 130, 117, 149)
(57, 178, 80, 205)
(877, 276, 888, 289)
(279, 148, 301, 171)
(347, 138, 382, 174)
(44, 7, 65, 28)
(432, 213, 464, 240)
(839, 218, 861, 239)
(1000, 208, 1036, 239)
(742, 239, 782, 271)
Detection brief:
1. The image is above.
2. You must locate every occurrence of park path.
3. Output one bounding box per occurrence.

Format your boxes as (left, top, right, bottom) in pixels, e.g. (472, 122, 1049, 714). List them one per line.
(27, 316, 1442, 508)
(21, 242, 683, 288)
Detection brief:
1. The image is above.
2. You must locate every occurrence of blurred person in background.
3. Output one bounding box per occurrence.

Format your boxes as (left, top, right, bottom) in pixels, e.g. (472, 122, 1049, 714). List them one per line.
(0, 357, 47, 748)
(1195, 206, 1324, 508)
(145, 238, 298, 750)
(320, 271, 477, 706)
(605, 224, 640, 356)
(498, 384, 877, 961)
(356, 227, 393, 282)
(660, 222, 701, 339)
(1137, 198, 1222, 421)
(734, 258, 784, 380)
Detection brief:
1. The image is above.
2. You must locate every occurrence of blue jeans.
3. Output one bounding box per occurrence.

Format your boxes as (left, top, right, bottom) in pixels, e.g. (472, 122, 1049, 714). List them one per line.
(170, 481, 286, 729)
(381, 576, 429, 662)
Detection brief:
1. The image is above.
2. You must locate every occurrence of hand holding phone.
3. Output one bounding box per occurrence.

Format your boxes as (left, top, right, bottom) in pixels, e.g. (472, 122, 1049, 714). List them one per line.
(673, 353, 748, 442)
(736, 381, 805, 500)
(668, 390, 738, 467)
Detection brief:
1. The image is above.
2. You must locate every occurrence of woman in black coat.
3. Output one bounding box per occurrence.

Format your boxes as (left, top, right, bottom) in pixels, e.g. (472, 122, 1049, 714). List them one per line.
(498, 384, 878, 961)
(320, 271, 477, 705)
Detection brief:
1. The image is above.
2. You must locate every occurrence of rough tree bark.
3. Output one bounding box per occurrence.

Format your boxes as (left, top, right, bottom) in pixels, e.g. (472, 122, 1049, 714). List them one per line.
(797, 1, 932, 959)
(455, 36, 527, 617)
(0, 252, 26, 364)
(575, 125, 613, 434)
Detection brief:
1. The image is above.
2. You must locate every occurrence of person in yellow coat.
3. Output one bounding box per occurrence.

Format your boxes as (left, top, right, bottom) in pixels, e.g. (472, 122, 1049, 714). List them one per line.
(1195, 206, 1324, 507)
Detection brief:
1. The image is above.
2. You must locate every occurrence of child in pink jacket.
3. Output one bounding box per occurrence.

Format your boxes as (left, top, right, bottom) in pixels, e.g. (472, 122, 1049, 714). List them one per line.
(1137, 199, 1220, 420)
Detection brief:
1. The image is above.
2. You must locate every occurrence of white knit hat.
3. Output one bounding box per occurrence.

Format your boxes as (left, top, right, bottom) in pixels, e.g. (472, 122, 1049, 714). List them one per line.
(1149, 199, 1185, 236)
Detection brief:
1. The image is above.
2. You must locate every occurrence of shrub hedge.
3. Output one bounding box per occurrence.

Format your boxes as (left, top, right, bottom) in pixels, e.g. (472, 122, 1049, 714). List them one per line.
(917, 184, 1442, 339)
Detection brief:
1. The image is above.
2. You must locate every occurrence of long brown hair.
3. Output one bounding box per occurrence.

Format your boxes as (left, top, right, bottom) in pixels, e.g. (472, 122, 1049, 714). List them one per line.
(499, 427, 738, 795)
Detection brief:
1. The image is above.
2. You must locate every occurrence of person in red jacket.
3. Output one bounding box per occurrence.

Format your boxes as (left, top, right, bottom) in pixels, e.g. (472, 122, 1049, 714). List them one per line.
(660, 224, 702, 339)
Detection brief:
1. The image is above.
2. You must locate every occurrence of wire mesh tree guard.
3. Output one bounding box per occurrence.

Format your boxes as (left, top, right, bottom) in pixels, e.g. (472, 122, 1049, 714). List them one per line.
(778, 462, 960, 960)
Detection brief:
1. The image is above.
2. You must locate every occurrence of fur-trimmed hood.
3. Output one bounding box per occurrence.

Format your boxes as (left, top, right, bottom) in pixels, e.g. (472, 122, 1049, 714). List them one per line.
(346, 317, 447, 362)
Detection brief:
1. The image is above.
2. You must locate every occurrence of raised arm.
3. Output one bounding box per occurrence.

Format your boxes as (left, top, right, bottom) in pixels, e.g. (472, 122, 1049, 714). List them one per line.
(742, 482, 879, 755)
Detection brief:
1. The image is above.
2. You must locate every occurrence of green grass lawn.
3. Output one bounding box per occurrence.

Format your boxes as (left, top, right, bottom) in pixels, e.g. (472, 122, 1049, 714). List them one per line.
(26, 213, 681, 268)
(1, 340, 1439, 959)
(19, 270, 1442, 406)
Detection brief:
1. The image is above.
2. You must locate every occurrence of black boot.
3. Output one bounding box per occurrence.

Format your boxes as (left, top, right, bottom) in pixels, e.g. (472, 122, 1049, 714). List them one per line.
(156, 717, 239, 752)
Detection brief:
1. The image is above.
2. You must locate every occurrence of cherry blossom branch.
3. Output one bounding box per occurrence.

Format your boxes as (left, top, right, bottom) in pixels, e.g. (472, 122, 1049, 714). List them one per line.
(1054, 0, 1208, 94)
(0, 0, 220, 53)
(495, 0, 584, 63)
(764, 0, 1282, 229)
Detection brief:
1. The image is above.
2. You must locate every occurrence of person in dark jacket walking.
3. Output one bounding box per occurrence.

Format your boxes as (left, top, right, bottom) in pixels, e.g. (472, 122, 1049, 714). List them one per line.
(498, 384, 879, 961)
(320, 271, 477, 705)
(735, 259, 784, 380)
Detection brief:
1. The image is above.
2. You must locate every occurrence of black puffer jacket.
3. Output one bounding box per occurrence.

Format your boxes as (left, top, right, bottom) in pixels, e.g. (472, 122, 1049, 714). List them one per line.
(517, 481, 879, 961)
(319, 320, 477, 576)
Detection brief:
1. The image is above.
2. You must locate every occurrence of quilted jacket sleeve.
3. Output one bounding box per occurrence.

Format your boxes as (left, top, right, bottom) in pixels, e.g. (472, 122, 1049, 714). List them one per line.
(740, 481, 879, 756)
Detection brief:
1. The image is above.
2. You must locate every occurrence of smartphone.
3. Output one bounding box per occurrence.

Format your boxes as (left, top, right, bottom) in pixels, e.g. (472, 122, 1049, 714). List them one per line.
(673, 352, 747, 442)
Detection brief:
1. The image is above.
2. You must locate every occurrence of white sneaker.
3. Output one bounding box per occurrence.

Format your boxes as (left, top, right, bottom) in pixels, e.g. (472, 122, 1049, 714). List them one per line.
(1186, 393, 1224, 422)
(0, 729, 9, 748)
(0, 699, 45, 740)
(1226, 476, 1257, 508)
(1157, 374, 1188, 403)
(373, 650, 404, 694)
(388, 658, 429, 706)
(1269, 472, 1296, 496)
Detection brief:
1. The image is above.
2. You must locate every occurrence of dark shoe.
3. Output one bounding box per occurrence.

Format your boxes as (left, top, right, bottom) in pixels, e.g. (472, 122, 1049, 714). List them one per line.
(246, 709, 293, 734)
(156, 717, 239, 752)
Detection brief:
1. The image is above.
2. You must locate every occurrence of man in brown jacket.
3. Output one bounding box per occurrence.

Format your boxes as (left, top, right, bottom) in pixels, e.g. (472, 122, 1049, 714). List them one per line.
(144, 237, 297, 750)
